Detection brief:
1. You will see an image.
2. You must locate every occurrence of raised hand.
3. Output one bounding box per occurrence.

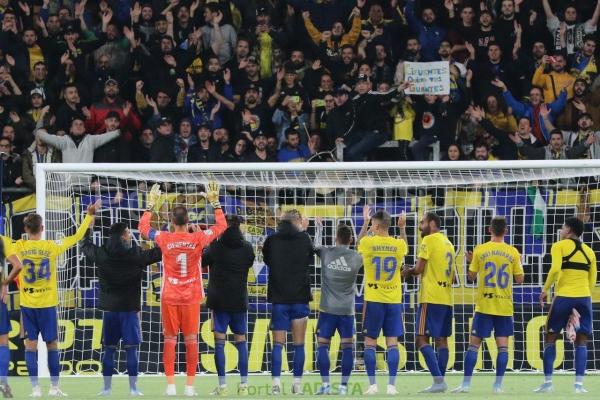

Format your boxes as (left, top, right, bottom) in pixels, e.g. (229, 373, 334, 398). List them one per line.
(363, 204, 371, 223)
(8, 111, 20, 123)
(302, 10, 310, 19)
(131, 2, 142, 21)
(123, 101, 132, 117)
(573, 99, 587, 113)
(205, 80, 216, 94)
(491, 79, 507, 91)
(176, 78, 185, 89)
(136, 80, 144, 92)
(203, 181, 221, 208)
(146, 184, 162, 211)
(87, 199, 103, 215)
(223, 68, 231, 84)
(586, 134, 598, 146)
(212, 10, 223, 26)
(539, 103, 551, 118)
(357, 0, 366, 8)
(397, 212, 406, 229)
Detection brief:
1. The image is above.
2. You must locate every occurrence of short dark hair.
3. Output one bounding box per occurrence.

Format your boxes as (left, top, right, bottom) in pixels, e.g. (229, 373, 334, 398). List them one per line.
(336, 224, 353, 245)
(583, 34, 596, 44)
(565, 217, 584, 237)
(171, 205, 189, 226)
(424, 211, 441, 228)
(285, 128, 299, 138)
(550, 129, 563, 139)
(372, 210, 391, 228)
(109, 222, 128, 237)
(490, 216, 507, 236)
(24, 213, 43, 234)
(226, 214, 241, 228)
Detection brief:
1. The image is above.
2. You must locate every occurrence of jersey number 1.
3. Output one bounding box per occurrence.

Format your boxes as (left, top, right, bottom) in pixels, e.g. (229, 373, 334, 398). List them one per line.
(176, 253, 188, 277)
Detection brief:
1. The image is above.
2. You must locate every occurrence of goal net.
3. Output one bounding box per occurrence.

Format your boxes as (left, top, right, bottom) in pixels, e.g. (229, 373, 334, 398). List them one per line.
(35, 161, 600, 376)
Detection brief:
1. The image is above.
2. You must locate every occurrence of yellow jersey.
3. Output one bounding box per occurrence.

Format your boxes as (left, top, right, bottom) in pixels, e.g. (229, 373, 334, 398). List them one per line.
(417, 232, 455, 306)
(1, 235, 16, 261)
(544, 238, 597, 297)
(358, 235, 408, 303)
(14, 215, 93, 308)
(469, 241, 524, 316)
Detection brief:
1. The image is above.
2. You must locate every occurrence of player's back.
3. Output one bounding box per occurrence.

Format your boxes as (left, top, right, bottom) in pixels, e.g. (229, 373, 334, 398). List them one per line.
(418, 232, 455, 306)
(358, 235, 407, 303)
(550, 238, 597, 297)
(470, 241, 523, 316)
(14, 239, 60, 308)
(154, 231, 208, 305)
(318, 246, 363, 315)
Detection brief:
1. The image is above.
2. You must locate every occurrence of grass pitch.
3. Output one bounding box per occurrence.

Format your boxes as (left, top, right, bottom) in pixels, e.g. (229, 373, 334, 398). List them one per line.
(3, 373, 596, 399)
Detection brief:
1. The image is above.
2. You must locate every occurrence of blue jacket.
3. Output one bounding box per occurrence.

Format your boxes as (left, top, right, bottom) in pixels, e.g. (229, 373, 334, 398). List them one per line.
(502, 89, 567, 143)
(405, 0, 446, 62)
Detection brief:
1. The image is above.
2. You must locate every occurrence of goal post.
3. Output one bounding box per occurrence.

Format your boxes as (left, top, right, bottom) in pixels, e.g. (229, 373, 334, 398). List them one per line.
(33, 160, 600, 376)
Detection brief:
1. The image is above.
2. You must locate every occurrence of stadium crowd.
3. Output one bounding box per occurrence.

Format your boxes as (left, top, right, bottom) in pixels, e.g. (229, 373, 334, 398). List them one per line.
(1, 0, 600, 192)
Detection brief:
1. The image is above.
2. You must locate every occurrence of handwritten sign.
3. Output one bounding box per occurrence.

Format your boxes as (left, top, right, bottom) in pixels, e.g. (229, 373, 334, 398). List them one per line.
(404, 61, 451, 95)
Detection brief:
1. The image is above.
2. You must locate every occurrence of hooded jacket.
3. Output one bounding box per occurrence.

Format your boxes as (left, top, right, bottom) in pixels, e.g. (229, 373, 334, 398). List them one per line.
(81, 230, 162, 311)
(263, 220, 314, 304)
(203, 227, 255, 313)
(34, 128, 120, 163)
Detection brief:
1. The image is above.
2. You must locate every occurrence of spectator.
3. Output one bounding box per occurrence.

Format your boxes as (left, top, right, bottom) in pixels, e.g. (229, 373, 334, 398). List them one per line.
(277, 129, 311, 162)
(272, 96, 309, 148)
(188, 124, 221, 162)
(149, 117, 176, 162)
(132, 127, 155, 163)
(21, 138, 61, 191)
(441, 143, 466, 161)
(55, 84, 86, 134)
(0, 137, 22, 188)
(512, 128, 591, 160)
(244, 132, 275, 162)
(570, 35, 597, 81)
(174, 118, 197, 163)
(405, 0, 447, 62)
(201, 4, 237, 65)
(223, 137, 248, 162)
(302, 8, 361, 61)
(542, 0, 600, 55)
(212, 127, 230, 158)
(35, 115, 120, 163)
(532, 53, 575, 102)
(484, 94, 517, 133)
(471, 141, 494, 160)
(411, 95, 450, 161)
(548, 113, 600, 159)
(558, 78, 600, 131)
(325, 87, 353, 150)
(495, 79, 567, 145)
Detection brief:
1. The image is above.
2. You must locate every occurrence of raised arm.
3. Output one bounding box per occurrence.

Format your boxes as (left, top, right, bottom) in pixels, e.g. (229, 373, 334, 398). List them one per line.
(89, 129, 121, 149)
(199, 181, 227, 246)
(356, 204, 371, 246)
(541, 0, 555, 20)
(56, 200, 101, 254)
(35, 128, 69, 150)
(586, 0, 600, 30)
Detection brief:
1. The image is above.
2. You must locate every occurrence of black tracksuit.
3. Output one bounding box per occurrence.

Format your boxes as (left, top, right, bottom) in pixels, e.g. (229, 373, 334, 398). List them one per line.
(203, 227, 255, 313)
(81, 231, 162, 311)
(263, 221, 314, 304)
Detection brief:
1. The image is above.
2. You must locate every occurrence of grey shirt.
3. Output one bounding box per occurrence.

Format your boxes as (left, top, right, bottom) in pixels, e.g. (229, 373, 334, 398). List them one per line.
(35, 129, 120, 163)
(316, 246, 362, 316)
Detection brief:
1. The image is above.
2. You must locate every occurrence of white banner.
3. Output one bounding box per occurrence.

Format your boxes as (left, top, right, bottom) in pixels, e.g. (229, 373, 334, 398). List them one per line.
(404, 61, 451, 95)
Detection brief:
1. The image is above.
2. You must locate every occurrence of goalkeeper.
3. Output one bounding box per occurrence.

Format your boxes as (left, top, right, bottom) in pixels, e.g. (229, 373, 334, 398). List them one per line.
(139, 181, 226, 397)
(80, 219, 163, 396)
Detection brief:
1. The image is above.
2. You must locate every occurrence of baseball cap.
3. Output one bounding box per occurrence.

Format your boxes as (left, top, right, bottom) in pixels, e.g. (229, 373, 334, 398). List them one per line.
(256, 6, 269, 16)
(158, 116, 172, 125)
(244, 83, 260, 94)
(197, 122, 212, 131)
(105, 111, 121, 121)
(357, 74, 370, 82)
(104, 78, 119, 87)
(247, 56, 259, 65)
(30, 88, 45, 99)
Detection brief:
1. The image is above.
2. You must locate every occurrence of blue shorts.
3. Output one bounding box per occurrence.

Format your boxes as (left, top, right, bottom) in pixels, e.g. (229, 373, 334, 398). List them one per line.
(21, 306, 58, 342)
(0, 301, 10, 336)
(270, 303, 310, 331)
(363, 302, 404, 339)
(102, 311, 142, 346)
(212, 311, 248, 335)
(416, 303, 453, 338)
(317, 312, 355, 339)
(546, 296, 592, 336)
(471, 312, 513, 338)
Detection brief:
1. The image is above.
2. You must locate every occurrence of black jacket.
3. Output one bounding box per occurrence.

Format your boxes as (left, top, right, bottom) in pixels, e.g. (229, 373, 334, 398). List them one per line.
(203, 227, 255, 313)
(263, 221, 314, 304)
(351, 89, 400, 133)
(81, 231, 162, 312)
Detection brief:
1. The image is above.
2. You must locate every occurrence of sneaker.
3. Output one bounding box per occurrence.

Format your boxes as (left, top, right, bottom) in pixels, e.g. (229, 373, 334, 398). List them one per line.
(48, 386, 68, 397)
(292, 383, 303, 395)
(575, 384, 588, 394)
(97, 389, 111, 396)
(165, 385, 177, 397)
(419, 382, 448, 393)
(364, 384, 378, 395)
(271, 385, 281, 395)
(337, 385, 348, 396)
(30, 386, 42, 398)
(237, 384, 249, 396)
(183, 386, 198, 397)
(0, 384, 13, 399)
(451, 385, 471, 393)
(386, 385, 398, 395)
(533, 382, 553, 393)
(130, 389, 144, 396)
(316, 385, 331, 395)
(209, 386, 228, 396)
(492, 384, 504, 394)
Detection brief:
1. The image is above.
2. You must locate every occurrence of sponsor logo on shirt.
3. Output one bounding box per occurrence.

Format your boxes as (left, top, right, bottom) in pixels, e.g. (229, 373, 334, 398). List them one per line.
(326, 257, 351, 272)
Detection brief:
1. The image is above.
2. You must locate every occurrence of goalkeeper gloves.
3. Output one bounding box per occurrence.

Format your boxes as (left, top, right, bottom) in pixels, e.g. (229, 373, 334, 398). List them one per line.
(146, 183, 162, 211)
(204, 180, 221, 209)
